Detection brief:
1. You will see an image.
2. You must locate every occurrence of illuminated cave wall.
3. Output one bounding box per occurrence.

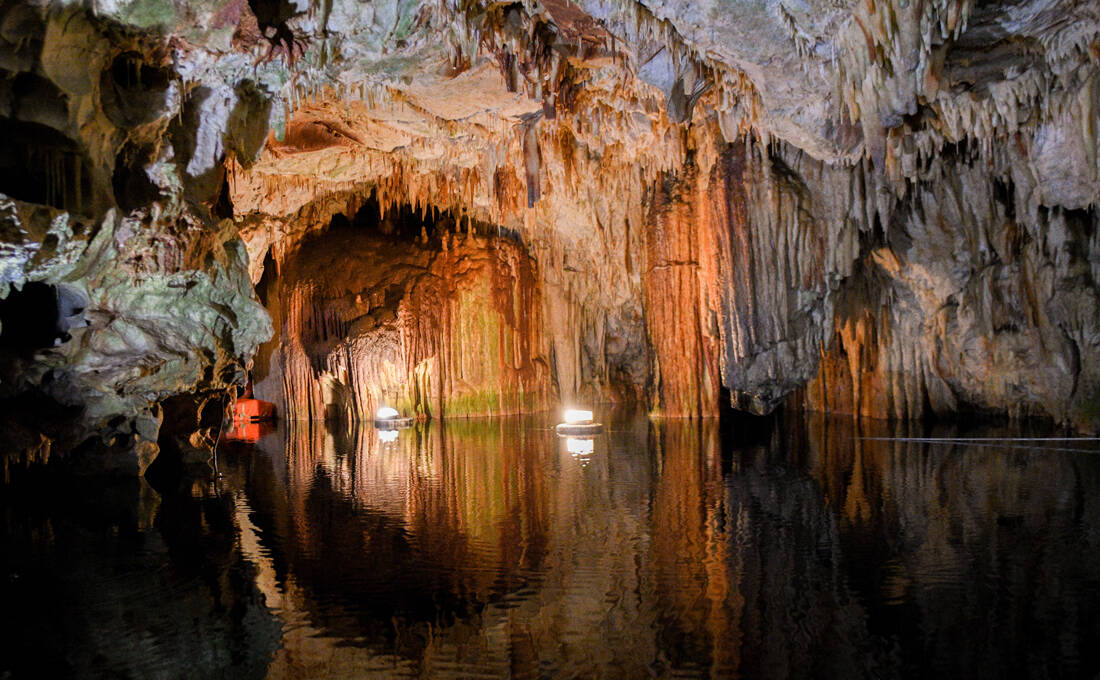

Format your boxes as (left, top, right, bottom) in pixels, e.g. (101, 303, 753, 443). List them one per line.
(220, 0, 1098, 428)
(252, 205, 553, 421)
(0, 0, 1099, 473)
(239, 131, 1100, 427)
(641, 140, 1100, 426)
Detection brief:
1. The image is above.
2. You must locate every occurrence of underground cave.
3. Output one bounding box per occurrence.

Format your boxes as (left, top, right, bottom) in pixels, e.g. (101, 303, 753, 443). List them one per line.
(1, 0, 1100, 677)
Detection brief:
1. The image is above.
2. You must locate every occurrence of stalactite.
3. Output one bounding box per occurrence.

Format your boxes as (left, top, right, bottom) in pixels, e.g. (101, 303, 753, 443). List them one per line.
(522, 119, 541, 208)
(253, 217, 553, 421)
(213, 0, 1100, 430)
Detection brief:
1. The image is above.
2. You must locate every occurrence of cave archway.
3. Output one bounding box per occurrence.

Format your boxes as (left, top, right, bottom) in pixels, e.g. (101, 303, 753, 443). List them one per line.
(0, 120, 96, 215)
(250, 199, 552, 422)
(0, 282, 87, 353)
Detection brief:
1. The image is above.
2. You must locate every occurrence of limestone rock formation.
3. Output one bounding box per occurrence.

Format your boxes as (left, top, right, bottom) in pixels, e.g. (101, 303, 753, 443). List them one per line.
(253, 206, 552, 420)
(0, 7, 273, 474)
(0, 0, 1098, 473)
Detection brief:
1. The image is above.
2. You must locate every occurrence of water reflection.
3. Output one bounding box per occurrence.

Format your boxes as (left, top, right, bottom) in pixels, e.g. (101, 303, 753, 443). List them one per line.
(0, 472, 279, 679)
(3, 414, 1099, 679)
(798, 417, 1100, 679)
(228, 415, 1100, 679)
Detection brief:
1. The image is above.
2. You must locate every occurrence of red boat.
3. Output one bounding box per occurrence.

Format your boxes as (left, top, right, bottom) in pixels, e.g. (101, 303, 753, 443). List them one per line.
(223, 418, 275, 442)
(223, 381, 276, 443)
(231, 397, 276, 422)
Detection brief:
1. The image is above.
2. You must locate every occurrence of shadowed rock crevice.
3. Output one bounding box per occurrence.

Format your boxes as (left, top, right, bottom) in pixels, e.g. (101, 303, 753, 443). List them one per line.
(112, 141, 161, 213)
(0, 120, 96, 215)
(146, 390, 231, 486)
(3, 71, 68, 130)
(99, 51, 174, 129)
(0, 281, 83, 352)
(0, 3, 45, 73)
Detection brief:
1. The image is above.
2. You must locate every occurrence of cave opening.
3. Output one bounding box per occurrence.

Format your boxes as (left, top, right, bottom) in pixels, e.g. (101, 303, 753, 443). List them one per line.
(99, 51, 173, 128)
(112, 141, 161, 213)
(250, 197, 550, 423)
(211, 169, 235, 220)
(0, 120, 95, 215)
(0, 282, 87, 353)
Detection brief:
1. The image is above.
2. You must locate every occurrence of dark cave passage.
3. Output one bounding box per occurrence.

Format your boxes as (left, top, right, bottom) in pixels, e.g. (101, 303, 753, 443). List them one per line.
(0, 120, 96, 215)
(0, 282, 86, 353)
(99, 51, 174, 129)
(112, 141, 162, 213)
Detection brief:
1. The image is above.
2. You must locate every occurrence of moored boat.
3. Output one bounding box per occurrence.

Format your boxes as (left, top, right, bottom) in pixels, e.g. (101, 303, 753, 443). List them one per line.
(555, 408, 603, 435)
(374, 406, 414, 429)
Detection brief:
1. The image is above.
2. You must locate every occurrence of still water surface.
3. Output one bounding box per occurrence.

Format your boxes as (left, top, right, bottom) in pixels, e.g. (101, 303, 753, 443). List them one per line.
(3, 413, 1100, 679)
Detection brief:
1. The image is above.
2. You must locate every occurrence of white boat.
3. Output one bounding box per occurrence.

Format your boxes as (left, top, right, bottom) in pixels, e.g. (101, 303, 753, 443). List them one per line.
(555, 408, 603, 435)
(374, 406, 413, 429)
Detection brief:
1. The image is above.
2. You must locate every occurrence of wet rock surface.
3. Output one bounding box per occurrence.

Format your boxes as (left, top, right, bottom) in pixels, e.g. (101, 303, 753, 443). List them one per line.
(0, 5, 275, 472)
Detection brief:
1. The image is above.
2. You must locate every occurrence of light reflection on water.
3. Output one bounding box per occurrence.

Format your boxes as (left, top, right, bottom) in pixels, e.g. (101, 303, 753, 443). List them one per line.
(3, 413, 1100, 679)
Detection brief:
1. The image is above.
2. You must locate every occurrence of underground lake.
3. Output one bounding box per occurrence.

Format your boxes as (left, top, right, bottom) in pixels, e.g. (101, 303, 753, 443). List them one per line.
(4, 412, 1099, 679)
(3, 1, 1100, 677)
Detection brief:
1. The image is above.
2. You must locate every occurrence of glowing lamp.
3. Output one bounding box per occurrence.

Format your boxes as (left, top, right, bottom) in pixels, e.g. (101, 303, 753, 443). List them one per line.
(563, 409, 593, 424)
(555, 407, 603, 436)
(566, 437, 594, 456)
(374, 406, 412, 429)
(378, 429, 399, 443)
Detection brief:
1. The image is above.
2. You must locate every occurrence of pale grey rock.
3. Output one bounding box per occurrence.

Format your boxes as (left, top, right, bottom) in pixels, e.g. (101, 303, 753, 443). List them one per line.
(1030, 74, 1100, 210)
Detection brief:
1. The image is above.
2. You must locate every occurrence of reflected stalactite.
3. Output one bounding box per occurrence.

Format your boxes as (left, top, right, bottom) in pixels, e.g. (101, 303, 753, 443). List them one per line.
(715, 421, 883, 679)
(229, 416, 887, 676)
(799, 415, 1100, 678)
(0, 468, 279, 679)
(19, 414, 1080, 678)
(648, 420, 740, 675)
(237, 418, 562, 676)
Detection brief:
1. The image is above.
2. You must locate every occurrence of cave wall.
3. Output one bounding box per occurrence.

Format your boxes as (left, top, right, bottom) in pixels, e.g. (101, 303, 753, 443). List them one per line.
(0, 6, 276, 474)
(642, 163, 722, 417)
(213, 0, 1099, 428)
(636, 130, 1099, 428)
(235, 112, 1100, 428)
(798, 150, 1100, 426)
(0, 0, 1098, 476)
(639, 139, 861, 418)
(253, 216, 552, 421)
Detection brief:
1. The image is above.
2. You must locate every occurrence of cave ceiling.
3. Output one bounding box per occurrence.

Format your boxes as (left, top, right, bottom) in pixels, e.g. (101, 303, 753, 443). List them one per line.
(211, 0, 1100, 272)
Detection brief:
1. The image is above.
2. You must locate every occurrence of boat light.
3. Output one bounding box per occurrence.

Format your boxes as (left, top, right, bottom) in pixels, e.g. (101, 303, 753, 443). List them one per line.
(378, 429, 399, 443)
(566, 437, 594, 456)
(563, 408, 593, 424)
(376, 406, 399, 420)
